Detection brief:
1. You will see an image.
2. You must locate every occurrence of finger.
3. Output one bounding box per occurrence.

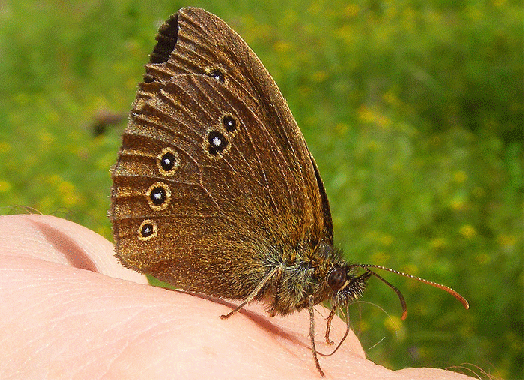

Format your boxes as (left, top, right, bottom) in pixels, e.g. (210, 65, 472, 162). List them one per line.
(0, 214, 146, 283)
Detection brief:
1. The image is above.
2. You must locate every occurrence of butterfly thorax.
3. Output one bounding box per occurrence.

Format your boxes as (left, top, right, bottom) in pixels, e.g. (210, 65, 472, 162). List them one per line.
(259, 241, 343, 315)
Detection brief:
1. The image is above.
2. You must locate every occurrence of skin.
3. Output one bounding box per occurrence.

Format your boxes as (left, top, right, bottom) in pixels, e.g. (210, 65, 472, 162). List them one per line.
(0, 214, 473, 380)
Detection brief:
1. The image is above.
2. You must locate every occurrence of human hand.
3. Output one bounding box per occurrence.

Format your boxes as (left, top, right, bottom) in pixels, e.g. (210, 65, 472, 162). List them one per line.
(0, 215, 472, 379)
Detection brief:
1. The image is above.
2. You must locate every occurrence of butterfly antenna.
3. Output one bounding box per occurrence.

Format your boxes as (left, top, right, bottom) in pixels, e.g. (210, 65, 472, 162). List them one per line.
(355, 264, 469, 319)
(367, 269, 408, 319)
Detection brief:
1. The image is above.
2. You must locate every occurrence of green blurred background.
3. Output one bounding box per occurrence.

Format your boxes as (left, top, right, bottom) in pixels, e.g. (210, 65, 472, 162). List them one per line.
(0, 0, 522, 378)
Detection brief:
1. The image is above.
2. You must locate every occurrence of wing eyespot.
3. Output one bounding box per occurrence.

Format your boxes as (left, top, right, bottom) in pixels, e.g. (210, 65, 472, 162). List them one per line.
(146, 182, 171, 210)
(205, 67, 225, 83)
(138, 220, 158, 241)
(206, 130, 229, 157)
(157, 147, 180, 176)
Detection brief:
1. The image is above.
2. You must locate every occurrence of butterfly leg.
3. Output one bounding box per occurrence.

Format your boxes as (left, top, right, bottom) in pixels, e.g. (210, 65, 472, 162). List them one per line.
(325, 306, 337, 345)
(220, 265, 280, 319)
(308, 295, 325, 376)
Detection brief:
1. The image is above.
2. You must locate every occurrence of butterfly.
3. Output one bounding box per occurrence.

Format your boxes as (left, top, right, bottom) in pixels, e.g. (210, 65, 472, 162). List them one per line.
(110, 7, 468, 376)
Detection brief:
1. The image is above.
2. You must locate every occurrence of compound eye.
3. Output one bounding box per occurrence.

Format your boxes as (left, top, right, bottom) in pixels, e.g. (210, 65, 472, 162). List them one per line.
(327, 267, 347, 290)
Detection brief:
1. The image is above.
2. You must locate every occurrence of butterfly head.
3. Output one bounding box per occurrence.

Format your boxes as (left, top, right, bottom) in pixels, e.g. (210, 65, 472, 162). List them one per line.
(323, 257, 470, 319)
(326, 263, 371, 309)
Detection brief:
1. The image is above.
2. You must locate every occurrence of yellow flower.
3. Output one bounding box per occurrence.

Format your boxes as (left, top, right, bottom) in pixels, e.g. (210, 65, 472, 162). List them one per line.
(59, 181, 80, 207)
(402, 264, 418, 276)
(0, 142, 11, 153)
(377, 115, 391, 130)
(357, 105, 375, 123)
(47, 174, 62, 185)
(450, 195, 467, 211)
(381, 234, 394, 246)
(0, 181, 12, 192)
(453, 171, 467, 183)
(497, 234, 516, 248)
(385, 6, 397, 20)
(39, 129, 55, 147)
(430, 238, 447, 249)
(334, 25, 354, 45)
(384, 315, 402, 332)
(273, 41, 290, 53)
(334, 123, 348, 135)
(344, 4, 360, 17)
(459, 225, 477, 239)
(357, 320, 370, 333)
(312, 71, 327, 82)
(371, 251, 390, 264)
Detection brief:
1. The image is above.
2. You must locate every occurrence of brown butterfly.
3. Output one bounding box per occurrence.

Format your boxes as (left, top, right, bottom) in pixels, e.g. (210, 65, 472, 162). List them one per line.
(110, 7, 469, 376)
